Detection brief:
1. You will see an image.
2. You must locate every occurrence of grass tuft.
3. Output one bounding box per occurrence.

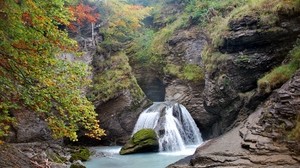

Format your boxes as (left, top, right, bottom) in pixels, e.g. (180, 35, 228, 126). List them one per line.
(258, 40, 300, 93)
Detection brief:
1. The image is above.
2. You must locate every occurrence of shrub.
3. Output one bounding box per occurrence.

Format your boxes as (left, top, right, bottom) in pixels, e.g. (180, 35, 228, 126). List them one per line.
(70, 147, 91, 162)
(164, 63, 204, 82)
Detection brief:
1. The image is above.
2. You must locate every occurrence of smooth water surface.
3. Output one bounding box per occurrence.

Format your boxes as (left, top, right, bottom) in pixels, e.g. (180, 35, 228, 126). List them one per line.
(84, 145, 198, 168)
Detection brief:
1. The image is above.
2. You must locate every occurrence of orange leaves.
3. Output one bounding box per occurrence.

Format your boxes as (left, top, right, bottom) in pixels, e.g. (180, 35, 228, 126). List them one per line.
(22, 12, 33, 26)
(68, 3, 100, 32)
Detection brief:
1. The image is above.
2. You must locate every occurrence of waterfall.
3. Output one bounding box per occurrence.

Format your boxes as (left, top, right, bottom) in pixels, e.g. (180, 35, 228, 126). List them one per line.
(132, 102, 203, 152)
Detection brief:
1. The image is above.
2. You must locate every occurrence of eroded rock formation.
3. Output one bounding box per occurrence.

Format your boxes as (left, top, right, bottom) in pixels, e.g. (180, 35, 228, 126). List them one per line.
(203, 10, 300, 137)
(168, 70, 300, 168)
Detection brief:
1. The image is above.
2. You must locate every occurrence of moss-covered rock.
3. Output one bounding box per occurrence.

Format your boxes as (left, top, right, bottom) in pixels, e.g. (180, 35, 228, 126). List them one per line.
(119, 129, 159, 155)
(70, 147, 91, 162)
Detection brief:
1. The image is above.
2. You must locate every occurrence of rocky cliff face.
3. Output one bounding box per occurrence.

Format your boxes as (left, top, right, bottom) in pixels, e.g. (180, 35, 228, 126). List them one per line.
(163, 27, 217, 139)
(202, 10, 300, 137)
(169, 70, 300, 168)
(87, 47, 151, 145)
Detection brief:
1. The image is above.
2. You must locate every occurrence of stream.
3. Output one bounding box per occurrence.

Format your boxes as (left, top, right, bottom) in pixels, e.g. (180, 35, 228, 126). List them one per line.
(85, 102, 202, 168)
(84, 145, 199, 168)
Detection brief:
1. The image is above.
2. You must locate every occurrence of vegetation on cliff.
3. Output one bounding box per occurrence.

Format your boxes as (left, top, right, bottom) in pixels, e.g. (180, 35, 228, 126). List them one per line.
(1, 0, 300, 148)
(88, 52, 145, 105)
(0, 0, 105, 142)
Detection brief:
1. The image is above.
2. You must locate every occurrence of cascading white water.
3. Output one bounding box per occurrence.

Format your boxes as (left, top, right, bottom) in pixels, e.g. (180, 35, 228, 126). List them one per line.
(132, 102, 203, 152)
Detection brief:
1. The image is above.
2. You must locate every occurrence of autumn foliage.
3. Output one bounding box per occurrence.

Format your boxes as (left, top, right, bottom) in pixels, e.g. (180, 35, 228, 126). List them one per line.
(68, 3, 100, 32)
(0, 0, 105, 142)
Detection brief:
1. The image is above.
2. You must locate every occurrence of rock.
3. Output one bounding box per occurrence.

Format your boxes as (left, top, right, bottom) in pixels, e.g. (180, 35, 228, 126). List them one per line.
(81, 51, 151, 145)
(163, 27, 218, 140)
(70, 160, 86, 168)
(0, 144, 35, 168)
(50, 163, 69, 168)
(8, 109, 52, 143)
(119, 129, 159, 155)
(0, 142, 74, 168)
(200, 9, 300, 139)
(168, 70, 300, 168)
(134, 68, 165, 102)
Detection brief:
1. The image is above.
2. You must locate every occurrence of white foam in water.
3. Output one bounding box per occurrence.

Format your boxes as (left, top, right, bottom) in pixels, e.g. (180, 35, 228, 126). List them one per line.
(159, 145, 199, 156)
(132, 102, 203, 152)
(132, 108, 160, 134)
(85, 102, 203, 168)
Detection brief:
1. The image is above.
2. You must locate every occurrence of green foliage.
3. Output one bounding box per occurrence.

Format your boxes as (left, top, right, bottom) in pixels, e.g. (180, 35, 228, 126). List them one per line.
(201, 0, 300, 75)
(70, 147, 91, 162)
(0, 0, 105, 141)
(128, 29, 156, 64)
(185, 0, 247, 25)
(258, 40, 300, 93)
(151, 16, 186, 54)
(98, 0, 152, 44)
(88, 52, 144, 104)
(164, 63, 204, 82)
(183, 64, 205, 81)
(203, 50, 229, 73)
(129, 15, 187, 69)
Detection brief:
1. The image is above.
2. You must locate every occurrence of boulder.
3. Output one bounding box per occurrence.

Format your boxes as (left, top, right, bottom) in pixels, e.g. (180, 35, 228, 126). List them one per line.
(119, 129, 159, 155)
(9, 109, 52, 143)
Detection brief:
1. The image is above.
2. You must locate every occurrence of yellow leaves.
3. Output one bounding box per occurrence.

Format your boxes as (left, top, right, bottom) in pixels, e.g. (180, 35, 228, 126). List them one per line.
(103, 0, 152, 41)
(43, 78, 55, 87)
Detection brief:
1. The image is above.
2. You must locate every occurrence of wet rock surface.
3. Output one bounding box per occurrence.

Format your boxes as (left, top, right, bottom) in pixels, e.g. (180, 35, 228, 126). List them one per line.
(168, 70, 300, 168)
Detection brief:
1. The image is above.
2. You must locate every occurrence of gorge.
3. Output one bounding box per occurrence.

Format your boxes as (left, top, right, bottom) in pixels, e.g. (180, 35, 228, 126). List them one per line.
(1, 0, 300, 168)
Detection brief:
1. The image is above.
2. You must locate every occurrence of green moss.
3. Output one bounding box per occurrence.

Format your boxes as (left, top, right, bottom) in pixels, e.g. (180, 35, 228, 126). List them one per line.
(289, 115, 300, 143)
(88, 52, 145, 105)
(70, 147, 91, 162)
(132, 128, 157, 144)
(164, 64, 181, 77)
(70, 163, 86, 168)
(203, 51, 229, 73)
(47, 152, 67, 163)
(120, 128, 158, 155)
(164, 63, 204, 82)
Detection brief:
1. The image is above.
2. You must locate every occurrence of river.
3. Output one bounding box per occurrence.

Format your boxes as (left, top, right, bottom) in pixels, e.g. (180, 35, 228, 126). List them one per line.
(84, 145, 198, 168)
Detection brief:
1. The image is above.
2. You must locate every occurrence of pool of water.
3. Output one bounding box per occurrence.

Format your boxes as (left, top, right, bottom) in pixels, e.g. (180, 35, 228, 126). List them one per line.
(84, 145, 198, 168)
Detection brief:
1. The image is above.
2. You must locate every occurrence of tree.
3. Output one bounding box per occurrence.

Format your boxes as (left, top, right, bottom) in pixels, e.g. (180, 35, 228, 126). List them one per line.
(0, 0, 105, 142)
(68, 2, 100, 33)
(99, 0, 152, 43)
